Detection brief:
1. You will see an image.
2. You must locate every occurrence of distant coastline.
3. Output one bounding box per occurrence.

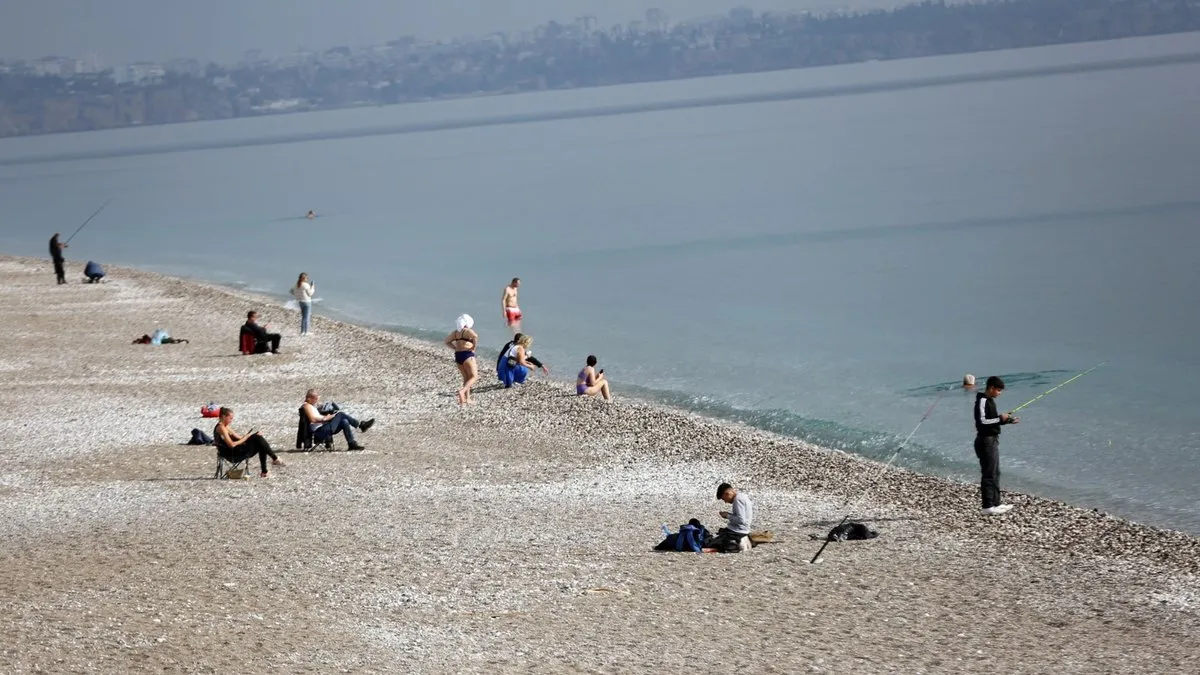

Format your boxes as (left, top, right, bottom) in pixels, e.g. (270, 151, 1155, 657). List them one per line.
(2, 0, 1199, 139)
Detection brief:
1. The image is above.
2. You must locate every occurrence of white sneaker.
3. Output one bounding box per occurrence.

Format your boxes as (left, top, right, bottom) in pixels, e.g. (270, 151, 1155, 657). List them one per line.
(982, 504, 1014, 516)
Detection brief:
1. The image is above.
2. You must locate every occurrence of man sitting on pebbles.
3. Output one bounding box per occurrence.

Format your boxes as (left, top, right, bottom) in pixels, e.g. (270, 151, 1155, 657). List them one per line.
(242, 310, 282, 354)
(709, 482, 754, 552)
(301, 389, 374, 451)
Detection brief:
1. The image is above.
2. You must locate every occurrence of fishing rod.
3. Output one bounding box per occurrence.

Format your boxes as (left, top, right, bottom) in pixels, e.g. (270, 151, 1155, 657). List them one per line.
(64, 198, 113, 245)
(809, 386, 949, 564)
(1008, 362, 1106, 414)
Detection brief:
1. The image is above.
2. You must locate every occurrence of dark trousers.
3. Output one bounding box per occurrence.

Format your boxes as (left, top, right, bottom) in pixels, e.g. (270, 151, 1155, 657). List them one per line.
(974, 435, 1001, 509)
(53, 259, 66, 284)
(314, 412, 359, 445)
(254, 333, 281, 353)
(223, 434, 278, 473)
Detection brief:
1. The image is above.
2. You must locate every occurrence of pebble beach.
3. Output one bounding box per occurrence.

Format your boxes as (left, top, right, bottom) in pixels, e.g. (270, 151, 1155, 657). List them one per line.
(1, 253, 1197, 673)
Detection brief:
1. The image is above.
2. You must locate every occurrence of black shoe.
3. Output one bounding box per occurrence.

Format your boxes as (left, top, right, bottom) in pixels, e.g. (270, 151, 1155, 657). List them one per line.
(347, 443, 366, 451)
(359, 418, 375, 433)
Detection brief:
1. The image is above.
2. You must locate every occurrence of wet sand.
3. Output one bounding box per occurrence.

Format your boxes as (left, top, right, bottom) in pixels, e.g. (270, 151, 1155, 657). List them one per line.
(1, 254, 1197, 673)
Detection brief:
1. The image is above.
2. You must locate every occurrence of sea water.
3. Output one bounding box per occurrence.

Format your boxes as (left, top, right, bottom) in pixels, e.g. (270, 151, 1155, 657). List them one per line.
(3, 32, 1199, 532)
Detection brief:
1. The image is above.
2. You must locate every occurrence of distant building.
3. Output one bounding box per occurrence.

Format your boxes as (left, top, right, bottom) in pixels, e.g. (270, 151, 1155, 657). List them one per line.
(30, 56, 77, 77)
(113, 62, 166, 85)
(575, 15, 598, 36)
(646, 9, 670, 32)
(164, 58, 204, 77)
(729, 7, 755, 25)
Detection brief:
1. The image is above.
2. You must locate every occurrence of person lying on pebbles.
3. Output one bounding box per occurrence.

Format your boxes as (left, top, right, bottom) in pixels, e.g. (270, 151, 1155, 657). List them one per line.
(301, 389, 374, 451)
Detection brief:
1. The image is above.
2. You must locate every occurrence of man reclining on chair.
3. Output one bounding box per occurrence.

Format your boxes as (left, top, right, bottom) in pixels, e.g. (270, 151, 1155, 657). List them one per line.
(301, 389, 375, 451)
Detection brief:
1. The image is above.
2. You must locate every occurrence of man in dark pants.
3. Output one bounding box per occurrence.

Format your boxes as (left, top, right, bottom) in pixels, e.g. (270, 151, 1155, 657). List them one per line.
(241, 310, 281, 354)
(973, 375, 1019, 515)
(49, 233, 67, 284)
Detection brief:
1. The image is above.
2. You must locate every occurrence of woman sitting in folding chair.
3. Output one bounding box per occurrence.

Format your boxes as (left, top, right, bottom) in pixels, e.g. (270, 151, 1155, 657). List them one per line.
(214, 407, 285, 478)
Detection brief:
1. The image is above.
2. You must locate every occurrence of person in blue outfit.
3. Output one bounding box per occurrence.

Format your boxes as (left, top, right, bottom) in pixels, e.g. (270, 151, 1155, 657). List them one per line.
(496, 333, 548, 388)
(83, 260, 105, 283)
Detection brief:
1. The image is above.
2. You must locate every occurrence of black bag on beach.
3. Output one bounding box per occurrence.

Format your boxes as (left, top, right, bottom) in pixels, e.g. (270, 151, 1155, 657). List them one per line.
(188, 428, 214, 445)
(826, 521, 878, 542)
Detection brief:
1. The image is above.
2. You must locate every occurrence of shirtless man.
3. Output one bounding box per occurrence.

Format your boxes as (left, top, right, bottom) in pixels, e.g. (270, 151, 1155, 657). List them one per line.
(501, 277, 522, 333)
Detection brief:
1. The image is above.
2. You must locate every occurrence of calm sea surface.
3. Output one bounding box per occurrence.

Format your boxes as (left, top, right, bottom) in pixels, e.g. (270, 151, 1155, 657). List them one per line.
(4, 33, 1200, 532)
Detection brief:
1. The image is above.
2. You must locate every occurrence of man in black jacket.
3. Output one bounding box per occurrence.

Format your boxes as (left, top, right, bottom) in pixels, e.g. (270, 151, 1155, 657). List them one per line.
(49, 233, 67, 284)
(241, 311, 281, 354)
(974, 376, 1019, 515)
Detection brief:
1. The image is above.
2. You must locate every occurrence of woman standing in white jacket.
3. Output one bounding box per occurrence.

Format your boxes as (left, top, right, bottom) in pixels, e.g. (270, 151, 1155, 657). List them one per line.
(292, 272, 315, 335)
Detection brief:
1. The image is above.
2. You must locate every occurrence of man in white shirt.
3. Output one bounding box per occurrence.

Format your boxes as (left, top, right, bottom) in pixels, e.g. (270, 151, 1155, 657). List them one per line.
(713, 482, 754, 552)
(301, 389, 374, 451)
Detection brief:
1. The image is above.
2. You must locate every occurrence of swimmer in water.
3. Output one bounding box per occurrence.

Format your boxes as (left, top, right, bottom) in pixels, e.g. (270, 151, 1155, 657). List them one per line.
(306, 210, 316, 220)
(445, 314, 479, 405)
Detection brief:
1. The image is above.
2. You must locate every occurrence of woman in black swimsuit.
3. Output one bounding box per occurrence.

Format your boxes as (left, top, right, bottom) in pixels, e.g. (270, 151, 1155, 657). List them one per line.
(444, 314, 479, 405)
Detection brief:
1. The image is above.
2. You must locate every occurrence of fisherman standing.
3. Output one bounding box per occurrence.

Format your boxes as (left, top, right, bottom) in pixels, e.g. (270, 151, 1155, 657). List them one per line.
(49, 233, 67, 284)
(973, 375, 1019, 515)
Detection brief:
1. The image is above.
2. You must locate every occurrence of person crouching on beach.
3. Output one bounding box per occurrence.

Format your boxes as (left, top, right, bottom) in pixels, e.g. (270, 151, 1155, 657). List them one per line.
(497, 334, 548, 388)
(445, 313, 479, 405)
(974, 375, 1019, 515)
(214, 407, 285, 478)
(292, 272, 315, 335)
(575, 355, 612, 401)
(301, 389, 374, 450)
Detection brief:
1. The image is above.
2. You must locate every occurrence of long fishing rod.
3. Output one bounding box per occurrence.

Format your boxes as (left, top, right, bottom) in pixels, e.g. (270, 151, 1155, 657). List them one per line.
(809, 386, 949, 564)
(1008, 362, 1106, 414)
(64, 198, 113, 245)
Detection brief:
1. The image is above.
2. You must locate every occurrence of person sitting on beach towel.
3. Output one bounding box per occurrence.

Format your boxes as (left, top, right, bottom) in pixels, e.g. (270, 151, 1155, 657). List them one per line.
(708, 482, 754, 553)
(213, 407, 285, 478)
(301, 389, 374, 451)
(241, 310, 281, 354)
(83, 260, 105, 283)
(496, 334, 548, 388)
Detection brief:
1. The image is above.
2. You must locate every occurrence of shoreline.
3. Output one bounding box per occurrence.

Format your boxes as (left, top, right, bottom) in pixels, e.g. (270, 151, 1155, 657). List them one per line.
(147, 258, 1196, 538)
(2, 253, 1198, 672)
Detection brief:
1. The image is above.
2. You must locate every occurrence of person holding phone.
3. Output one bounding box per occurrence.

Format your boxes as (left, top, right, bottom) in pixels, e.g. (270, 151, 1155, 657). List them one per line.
(292, 272, 315, 335)
(213, 407, 285, 478)
(575, 355, 612, 401)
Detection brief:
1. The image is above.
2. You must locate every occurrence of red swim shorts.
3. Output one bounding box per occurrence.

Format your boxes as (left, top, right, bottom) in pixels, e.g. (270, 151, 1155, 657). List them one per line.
(505, 307, 522, 325)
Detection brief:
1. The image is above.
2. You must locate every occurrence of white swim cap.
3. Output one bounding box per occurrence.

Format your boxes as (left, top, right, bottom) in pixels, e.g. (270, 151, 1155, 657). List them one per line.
(963, 373, 975, 386)
(456, 314, 474, 331)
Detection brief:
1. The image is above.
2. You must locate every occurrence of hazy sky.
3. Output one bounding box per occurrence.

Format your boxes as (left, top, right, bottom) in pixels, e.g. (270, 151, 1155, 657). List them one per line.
(2, 0, 894, 65)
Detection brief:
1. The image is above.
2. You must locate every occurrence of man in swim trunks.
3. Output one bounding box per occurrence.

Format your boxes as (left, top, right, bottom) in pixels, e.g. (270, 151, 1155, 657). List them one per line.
(502, 277, 522, 333)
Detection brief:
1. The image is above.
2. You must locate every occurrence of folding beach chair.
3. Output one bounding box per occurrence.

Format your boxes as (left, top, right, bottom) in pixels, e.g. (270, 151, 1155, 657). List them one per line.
(295, 406, 334, 451)
(213, 438, 251, 479)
